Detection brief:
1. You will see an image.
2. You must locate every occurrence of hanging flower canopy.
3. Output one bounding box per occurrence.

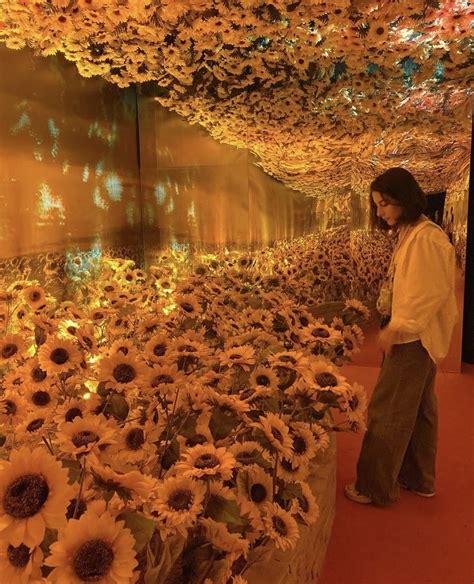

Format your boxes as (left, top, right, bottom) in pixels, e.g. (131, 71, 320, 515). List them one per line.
(0, 0, 472, 196)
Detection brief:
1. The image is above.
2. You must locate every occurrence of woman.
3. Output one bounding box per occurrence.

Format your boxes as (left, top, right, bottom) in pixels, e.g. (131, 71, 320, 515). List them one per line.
(345, 167, 457, 506)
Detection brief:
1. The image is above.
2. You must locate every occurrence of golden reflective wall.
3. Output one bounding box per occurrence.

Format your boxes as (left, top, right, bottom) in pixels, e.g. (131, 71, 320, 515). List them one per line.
(138, 94, 317, 265)
(0, 46, 141, 266)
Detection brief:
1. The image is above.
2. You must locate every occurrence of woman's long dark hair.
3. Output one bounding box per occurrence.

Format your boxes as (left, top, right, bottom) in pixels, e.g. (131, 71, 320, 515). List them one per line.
(369, 167, 427, 229)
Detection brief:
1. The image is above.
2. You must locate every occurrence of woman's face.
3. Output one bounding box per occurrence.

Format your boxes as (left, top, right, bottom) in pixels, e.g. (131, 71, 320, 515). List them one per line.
(372, 191, 403, 227)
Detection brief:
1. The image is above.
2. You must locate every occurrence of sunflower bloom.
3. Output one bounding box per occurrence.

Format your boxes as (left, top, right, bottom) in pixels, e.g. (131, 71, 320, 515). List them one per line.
(175, 444, 236, 481)
(0, 334, 28, 365)
(153, 475, 206, 528)
(45, 509, 138, 583)
(262, 503, 299, 551)
(37, 337, 82, 376)
(0, 447, 73, 547)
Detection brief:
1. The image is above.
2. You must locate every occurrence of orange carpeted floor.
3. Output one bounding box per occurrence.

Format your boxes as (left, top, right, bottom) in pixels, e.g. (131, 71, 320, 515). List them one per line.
(320, 362, 474, 584)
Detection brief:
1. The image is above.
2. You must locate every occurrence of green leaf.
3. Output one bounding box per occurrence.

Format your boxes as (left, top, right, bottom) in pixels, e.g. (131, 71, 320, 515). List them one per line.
(145, 534, 185, 584)
(117, 511, 156, 552)
(209, 406, 239, 441)
(40, 527, 58, 555)
(279, 482, 304, 501)
(160, 438, 180, 471)
(104, 393, 129, 420)
(61, 459, 81, 484)
(206, 495, 249, 533)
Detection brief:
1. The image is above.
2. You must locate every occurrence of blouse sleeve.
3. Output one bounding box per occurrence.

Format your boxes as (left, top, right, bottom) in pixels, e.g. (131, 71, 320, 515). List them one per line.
(388, 230, 455, 336)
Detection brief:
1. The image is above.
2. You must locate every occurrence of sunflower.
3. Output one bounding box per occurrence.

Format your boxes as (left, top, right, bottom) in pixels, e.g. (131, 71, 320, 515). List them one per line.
(266, 350, 307, 372)
(0, 446, 73, 547)
(2, 369, 25, 392)
(16, 413, 52, 442)
(200, 517, 249, 558)
(0, 392, 29, 425)
(53, 397, 97, 427)
(288, 422, 318, 464)
(175, 444, 236, 481)
(249, 366, 279, 391)
(107, 339, 138, 359)
(152, 475, 206, 528)
(312, 424, 330, 453)
(218, 345, 256, 371)
(97, 353, 148, 392)
(0, 540, 43, 584)
(25, 387, 57, 413)
(75, 325, 99, 355)
(276, 457, 310, 483)
(261, 503, 299, 551)
(45, 509, 138, 583)
(343, 382, 368, 431)
(0, 334, 28, 365)
(37, 337, 82, 376)
(291, 481, 320, 526)
(56, 414, 117, 458)
(19, 358, 50, 390)
(89, 462, 158, 504)
(175, 294, 202, 316)
(144, 363, 184, 400)
(255, 413, 293, 459)
(144, 333, 173, 363)
(238, 464, 273, 508)
(107, 423, 158, 465)
(301, 357, 349, 395)
(229, 441, 269, 468)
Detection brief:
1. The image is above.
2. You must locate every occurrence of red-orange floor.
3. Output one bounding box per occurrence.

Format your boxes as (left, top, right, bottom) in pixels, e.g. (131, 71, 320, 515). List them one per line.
(320, 362, 474, 584)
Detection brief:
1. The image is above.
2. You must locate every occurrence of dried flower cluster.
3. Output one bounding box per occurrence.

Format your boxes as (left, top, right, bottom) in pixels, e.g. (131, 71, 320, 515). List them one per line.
(0, 244, 369, 583)
(0, 0, 471, 196)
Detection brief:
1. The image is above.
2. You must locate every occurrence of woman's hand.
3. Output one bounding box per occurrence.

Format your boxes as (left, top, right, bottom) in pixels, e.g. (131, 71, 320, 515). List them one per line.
(378, 326, 396, 355)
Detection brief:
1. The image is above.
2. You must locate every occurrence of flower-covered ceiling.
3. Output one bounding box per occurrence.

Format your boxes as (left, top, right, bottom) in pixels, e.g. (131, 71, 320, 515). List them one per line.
(0, 0, 472, 197)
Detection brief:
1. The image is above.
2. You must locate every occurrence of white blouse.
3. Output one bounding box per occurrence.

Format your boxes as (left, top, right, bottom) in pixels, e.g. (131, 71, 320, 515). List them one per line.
(387, 219, 458, 363)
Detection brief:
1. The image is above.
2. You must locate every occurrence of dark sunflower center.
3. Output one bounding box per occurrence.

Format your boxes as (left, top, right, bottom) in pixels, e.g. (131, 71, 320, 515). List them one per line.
(272, 515, 288, 536)
(4, 400, 17, 416)
(315, 372, 338, 387)
(104, 285, 114, 292)
(73, 539, 114, 582)
(236, 450, 256, 463)
(67, 326, 77, 335)
(229, 353, 242, 360)
(30, 291, 41, 301)
(194, 453, 219, 469)
(32, 391, 51, 406)
(349, 396, 359, 410)
(180, 302, 194, 313)
(7, 543, 30, 568)
(344, 338, 354, 350)
(376, 26, 385, 35)
(299, 495, 309, 513)
(66, 497, 87, 520)
(293, 435, 307, 454)
(250, 483, 268, 503)
(152, 374, 174, 386)
(72, 431, 99, 449)
(153, 343, 167, 357)
(279, 355, 296, 364)
(3, 474, 49, 519)
(50, 348, 69, 365)
(26, 418, 44, 432)
(113, 364, 136, 384)
(256, 375, 270, 386)
(281, 458, 295, 472)
(65, 407, 83, 422)
(168, 489, 193, 511)
(125, 428, 145, 451)
(312, 328, 330, 339)
(271, 427, 283, 442)
(32, 366, 47, 382)
(1, 344, 17, 359)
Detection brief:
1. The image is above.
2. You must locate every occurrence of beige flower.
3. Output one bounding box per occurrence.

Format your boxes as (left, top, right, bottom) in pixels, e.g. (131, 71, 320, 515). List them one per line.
(0, 446, 73, 547)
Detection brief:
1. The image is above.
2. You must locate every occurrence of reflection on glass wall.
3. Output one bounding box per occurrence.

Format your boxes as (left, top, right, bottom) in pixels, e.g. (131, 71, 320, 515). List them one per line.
(138, 94, 317, 265)
(0, 45, 141, 290)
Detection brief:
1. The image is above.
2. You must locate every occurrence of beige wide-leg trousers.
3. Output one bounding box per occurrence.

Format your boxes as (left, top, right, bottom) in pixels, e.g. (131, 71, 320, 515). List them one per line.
(355, 341, 437, 506)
